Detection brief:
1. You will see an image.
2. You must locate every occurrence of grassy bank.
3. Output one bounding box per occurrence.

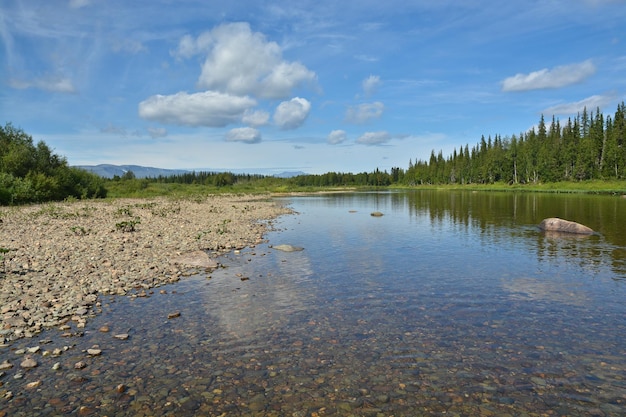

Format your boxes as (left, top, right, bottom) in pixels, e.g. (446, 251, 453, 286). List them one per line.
(102, 178, 626, 199)
(391, 180, 626, 195)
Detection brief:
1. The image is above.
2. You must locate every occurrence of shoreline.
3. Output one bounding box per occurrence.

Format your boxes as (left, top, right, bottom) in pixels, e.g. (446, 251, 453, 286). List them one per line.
(0, 195, 292, 344)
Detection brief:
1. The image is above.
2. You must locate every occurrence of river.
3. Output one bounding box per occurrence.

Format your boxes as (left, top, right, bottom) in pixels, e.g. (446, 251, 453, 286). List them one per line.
(1, 190, 625, 416)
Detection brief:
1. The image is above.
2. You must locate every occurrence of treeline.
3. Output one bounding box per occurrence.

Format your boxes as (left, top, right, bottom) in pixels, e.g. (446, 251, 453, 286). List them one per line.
(286, 168, 403, 187)
(144, 171, 268, 187)
(404, 102, 626, 185)
(0, 123, 106, 204)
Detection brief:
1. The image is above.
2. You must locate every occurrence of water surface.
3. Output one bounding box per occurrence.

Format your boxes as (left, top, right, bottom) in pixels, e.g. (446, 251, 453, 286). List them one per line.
(2, 190, 625, 416)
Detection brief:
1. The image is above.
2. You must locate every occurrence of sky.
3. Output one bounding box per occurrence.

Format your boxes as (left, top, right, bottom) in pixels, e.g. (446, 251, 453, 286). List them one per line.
(1, 0, 626, 175)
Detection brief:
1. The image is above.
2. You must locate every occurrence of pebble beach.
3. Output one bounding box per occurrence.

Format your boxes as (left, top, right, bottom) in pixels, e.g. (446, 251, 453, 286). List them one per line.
(0, 195, 291, 344)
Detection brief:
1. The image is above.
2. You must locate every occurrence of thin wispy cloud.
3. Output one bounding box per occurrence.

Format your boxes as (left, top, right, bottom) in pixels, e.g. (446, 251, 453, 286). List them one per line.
(356, 131, 391, 146)
(9, 76, 77, 94)
(501, 60, 596, 92)
(543, 94, 617, 115)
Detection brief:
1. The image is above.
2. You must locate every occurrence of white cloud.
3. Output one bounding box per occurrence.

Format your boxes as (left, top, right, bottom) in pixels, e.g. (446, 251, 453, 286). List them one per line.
(176, 22, 316, 99)
(345, 102, 384, 124)
(327, 129, 347, 145)
(502, 60, 596, 92)
(362, 75, 380, 96)
(10, 77, 76, 93)
(543, 94, 617, 115)
(356, 131, 391, 146)
(226, 127, 262, 144)
(138, 91, 256, 127)
(242, 109, 270, 127)
(273, 97, 311, 129)
(147, 127, 167, 138)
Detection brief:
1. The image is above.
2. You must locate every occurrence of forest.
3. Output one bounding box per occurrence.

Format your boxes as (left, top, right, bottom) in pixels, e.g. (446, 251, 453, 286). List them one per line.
(0, 123, 106, 204)
(403, 102, 626, 186)
(1, 102, 625, 204)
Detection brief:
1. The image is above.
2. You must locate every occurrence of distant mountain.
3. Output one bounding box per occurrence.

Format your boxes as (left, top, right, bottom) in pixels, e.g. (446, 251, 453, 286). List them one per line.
(274, 171, 307, 178)
(74, 164, 191, 179)
(74, 164, 309, 179)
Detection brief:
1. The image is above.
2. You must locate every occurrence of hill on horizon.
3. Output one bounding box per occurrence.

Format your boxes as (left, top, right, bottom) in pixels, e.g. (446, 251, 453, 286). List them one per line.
(74, 164, 307, 179)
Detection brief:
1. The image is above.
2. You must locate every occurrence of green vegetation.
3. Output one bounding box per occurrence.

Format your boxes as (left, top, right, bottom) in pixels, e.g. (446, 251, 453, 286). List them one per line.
(0, 247, 10, 273)
(3, 103, 625, 205)
(404, 102, 626, 186)
(115, 218, 141, 232)
(0, 123, 106, 204)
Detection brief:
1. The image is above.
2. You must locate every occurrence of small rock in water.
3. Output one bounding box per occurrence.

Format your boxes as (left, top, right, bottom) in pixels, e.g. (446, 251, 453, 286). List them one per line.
(0, 361, 13, 370)
(25, 380, 42, 389)
(370, 211, 384, 217)
(114, 333, 129, 340)
(20, 357, 38, 369)
(98, 325, 110, 333)
(272, 244, 304, 252)
(74, 361, 87, 369)
(78, 405, 96, 416)
(52, 362, 61, 370)
(87, 348, 102, 356)
(167, 312, 181, 319)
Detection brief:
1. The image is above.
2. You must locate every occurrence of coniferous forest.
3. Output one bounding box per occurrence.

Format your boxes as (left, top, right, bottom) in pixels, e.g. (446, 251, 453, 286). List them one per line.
(403, 102, 626, 186)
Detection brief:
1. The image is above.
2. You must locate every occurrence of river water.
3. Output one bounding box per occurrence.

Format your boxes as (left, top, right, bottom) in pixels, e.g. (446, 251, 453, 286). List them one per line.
(1, 190, 625, 416)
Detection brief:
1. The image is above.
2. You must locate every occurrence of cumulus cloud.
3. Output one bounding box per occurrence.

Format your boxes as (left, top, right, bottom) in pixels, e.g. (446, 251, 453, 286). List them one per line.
(174, 22, 316, 99)
(543, 94, 616, 115)
(362, 75, 380, 96)
(226, 127, 262, 144)
(10, 77, 76, 93)
(356, 131, 391, 146)
(345, 102, 384, 124)
(273, 97, 311, 130)
(502, 60, 596, 92)
(327, 130, 347, 145)
(138, 91, 256, 127)
(242, 109, 270, 127)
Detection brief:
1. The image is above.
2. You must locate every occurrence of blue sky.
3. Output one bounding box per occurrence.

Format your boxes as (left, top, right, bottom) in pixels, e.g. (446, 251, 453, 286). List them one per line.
(2, 0, 625, 175)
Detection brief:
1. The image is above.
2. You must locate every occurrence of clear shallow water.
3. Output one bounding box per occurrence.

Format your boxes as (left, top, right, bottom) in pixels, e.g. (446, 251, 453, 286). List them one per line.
(1, 190, 625, 416)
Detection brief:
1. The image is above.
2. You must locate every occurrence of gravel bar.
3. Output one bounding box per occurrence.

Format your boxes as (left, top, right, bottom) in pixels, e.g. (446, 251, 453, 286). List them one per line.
(0, 195, 291, 344)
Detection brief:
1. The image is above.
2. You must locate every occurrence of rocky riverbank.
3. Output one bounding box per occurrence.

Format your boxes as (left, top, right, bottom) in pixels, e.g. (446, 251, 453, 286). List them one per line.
(0, 195, 291, 344)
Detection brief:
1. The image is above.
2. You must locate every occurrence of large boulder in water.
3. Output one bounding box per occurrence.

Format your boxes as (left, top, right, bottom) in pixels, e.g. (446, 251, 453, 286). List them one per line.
(538, 218, 594, 235)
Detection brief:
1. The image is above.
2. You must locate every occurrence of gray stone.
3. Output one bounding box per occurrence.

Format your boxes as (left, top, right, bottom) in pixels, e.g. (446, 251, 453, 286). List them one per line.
(272, 244, 304, 252)
(539, 217, 594, 235)
(20, 357, 38, 368)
